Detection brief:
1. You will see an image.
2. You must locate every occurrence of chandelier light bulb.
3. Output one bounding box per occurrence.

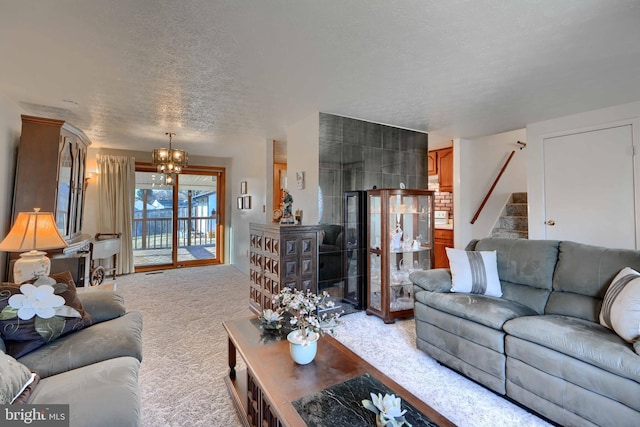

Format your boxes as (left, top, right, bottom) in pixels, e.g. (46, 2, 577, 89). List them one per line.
(151, 132, 188, 184)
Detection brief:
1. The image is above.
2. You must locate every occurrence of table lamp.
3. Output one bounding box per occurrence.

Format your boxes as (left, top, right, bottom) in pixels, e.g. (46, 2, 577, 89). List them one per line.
(0, 208, 68, 283)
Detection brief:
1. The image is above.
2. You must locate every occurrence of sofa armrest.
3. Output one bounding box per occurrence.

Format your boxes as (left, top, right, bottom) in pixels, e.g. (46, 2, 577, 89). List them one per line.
(409, 269, 452, 293)
(76, 290, 126, 323)
(18, 311, 143, 378)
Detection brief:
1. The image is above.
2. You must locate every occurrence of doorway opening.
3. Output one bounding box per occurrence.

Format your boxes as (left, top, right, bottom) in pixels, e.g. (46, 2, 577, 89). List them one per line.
(133, 165, 225, 270)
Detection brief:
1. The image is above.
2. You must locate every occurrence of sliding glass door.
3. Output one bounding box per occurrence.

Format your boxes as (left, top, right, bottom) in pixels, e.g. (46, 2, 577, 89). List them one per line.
(176, 174, 219, 263)
(133, 167, 224, 270)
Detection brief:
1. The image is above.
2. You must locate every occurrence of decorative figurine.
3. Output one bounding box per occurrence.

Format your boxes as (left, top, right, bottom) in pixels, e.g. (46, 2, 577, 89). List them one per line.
(390, 222, 403, 251)
(280, 190, 295, 224)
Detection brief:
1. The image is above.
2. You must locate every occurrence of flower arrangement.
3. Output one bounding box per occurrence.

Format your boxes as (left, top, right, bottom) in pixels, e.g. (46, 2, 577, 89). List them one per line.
(258, 309, 282, 330)
(362, 392, 412, 427)
(266, 287, 343, 341)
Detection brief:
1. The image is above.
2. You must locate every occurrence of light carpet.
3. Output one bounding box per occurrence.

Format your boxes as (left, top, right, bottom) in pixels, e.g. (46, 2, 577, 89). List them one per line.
(115, 265, 551, 427)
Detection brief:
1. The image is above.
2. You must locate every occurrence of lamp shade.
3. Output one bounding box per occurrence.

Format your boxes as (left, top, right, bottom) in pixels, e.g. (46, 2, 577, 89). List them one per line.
(0, 210, 68, 252)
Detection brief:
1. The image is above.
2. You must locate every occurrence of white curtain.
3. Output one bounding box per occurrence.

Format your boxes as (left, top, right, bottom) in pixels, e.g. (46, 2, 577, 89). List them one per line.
(96, 154, 136, 275)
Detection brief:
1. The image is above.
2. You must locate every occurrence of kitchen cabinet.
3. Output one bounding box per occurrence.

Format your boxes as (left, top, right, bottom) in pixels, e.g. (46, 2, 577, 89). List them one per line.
(366, 188, 434, 323)
(427, 151, 437, 175)
(437, 147, 453, 192)
(433, 228, 454, 269)
(428, 146, 454, 192)
(12, 115, 91, 240)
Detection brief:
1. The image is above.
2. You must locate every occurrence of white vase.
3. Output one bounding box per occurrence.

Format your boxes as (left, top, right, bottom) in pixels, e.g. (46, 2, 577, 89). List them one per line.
(287, 330, 319, 365)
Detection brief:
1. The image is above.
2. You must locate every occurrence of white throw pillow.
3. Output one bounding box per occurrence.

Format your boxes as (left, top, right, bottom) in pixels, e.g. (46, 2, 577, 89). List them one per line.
(599, 267, 640, 343)
(446, 248, 502, 297)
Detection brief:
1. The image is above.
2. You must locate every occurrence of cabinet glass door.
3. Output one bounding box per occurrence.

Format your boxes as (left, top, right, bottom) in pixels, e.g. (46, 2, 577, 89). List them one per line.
(389, 194, 432, 312)
(343, 191, 366, 308)
(368, 194, 382, 310)
(56, 137, 74, 237)
(72, 144, 87, 236)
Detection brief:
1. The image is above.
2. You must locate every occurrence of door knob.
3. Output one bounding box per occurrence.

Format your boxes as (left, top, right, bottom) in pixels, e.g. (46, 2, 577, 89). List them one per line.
(546, 220, 555, 226)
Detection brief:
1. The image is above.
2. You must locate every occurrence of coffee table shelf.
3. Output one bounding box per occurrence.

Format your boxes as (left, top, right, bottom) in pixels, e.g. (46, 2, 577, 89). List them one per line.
(223, 317, 453, 427)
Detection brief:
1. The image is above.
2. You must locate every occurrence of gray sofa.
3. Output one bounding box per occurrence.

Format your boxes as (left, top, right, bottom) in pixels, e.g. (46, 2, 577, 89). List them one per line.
(318, 224, 344, 284)
(1, 287, 143, 427)
(410, 237, 640, 427)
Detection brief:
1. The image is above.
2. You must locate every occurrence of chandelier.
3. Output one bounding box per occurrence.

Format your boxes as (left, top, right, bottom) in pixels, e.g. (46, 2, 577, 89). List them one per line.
(152, 132, 188, 184)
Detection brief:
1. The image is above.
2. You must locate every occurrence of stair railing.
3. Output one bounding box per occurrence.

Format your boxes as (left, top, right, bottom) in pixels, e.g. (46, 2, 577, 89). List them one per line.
(470, 141, 526, 224)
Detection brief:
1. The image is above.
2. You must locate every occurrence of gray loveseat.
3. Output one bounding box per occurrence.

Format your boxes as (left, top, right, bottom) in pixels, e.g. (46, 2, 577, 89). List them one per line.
(410, 237, 640, 427)
(1, 285, 143, 427)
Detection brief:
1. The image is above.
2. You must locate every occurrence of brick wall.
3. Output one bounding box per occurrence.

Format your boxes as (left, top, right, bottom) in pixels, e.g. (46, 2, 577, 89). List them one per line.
(434, 191, 453, 215)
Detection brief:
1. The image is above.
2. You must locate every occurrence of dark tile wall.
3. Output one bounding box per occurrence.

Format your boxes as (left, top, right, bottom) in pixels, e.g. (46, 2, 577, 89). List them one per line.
(317, 113, 428, 306)
(319, 113, 429, 224)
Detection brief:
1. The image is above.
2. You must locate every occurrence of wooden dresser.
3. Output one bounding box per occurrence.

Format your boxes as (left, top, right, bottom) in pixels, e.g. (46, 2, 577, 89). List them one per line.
(249, 223, 320, 314)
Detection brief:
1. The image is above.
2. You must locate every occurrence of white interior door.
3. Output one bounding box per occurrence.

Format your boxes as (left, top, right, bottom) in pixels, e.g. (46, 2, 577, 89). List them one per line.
(543, 124, 636, 249)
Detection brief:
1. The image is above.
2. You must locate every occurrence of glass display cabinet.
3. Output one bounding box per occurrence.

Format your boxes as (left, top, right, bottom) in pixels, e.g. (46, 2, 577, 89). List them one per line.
(343, 191, 367, 309)
(366, 188, 434, 323)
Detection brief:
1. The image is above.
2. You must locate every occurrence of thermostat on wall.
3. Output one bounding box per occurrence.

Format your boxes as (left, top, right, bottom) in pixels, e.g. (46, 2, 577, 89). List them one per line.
(296, 171, 305, 189)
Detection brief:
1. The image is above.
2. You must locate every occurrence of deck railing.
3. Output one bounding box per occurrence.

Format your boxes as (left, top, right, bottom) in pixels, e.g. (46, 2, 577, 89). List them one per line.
(132, 216, 217, 249)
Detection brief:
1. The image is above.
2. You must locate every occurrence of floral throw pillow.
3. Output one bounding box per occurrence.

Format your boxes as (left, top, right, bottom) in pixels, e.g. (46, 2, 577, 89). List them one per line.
(0, 271, 94, 358)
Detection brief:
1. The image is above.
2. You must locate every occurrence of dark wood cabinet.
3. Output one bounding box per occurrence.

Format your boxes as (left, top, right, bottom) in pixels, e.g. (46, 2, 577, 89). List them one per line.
(433, 228, 454, 269)
(13, 115, 91, 240)
(249, 223, 320, 314)
(8, 252, 90, 286)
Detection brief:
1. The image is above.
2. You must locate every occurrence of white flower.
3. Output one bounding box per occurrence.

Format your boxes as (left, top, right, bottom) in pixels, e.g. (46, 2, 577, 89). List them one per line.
(8, 284, 65, 320)
(261, 309, 282, 323)
(272, 287, 343, 337)
(371, 392, 407, 419)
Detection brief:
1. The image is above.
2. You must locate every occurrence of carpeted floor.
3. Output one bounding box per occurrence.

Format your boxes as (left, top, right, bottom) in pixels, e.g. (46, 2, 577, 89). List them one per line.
(116, 265, 551, 427)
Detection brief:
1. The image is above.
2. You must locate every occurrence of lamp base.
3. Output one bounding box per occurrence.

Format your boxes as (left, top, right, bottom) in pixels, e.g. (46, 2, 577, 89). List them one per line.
(13, 250, 51, 284)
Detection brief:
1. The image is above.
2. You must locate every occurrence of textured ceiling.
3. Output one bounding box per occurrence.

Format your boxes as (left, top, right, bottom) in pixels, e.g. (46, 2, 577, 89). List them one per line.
(1, 0, 639, 157)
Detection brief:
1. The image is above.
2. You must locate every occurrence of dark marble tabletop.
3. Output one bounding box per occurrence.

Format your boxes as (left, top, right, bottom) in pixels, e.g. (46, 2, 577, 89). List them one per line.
(292, 373, 440, 427)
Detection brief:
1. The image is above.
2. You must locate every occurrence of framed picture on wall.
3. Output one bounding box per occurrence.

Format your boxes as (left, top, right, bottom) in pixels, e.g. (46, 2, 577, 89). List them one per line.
(243, 195, 252, 209)
(241, 181, 247, 195)
(237, 197, 243, 210)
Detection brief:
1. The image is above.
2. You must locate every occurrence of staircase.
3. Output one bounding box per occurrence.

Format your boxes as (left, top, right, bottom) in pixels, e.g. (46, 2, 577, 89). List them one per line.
(491, 192, 528, 239)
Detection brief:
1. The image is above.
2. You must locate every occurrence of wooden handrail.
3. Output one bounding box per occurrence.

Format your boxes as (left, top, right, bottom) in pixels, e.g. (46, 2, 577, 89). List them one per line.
(470, 150, 516, 224)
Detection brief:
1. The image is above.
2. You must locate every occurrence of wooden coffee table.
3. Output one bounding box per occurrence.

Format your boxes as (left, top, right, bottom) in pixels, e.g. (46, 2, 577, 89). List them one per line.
(223, 317, 454, 427)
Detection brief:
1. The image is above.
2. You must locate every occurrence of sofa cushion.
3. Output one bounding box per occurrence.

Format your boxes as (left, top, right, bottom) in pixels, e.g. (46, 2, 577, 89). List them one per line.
(320, 224, 343, 246)
(504, 315, 640, 382)
(419, 291, 536, 330)
(548, 241, 640, 321)
(475, 238, 559, 290)
(28, 356, 140, 427)
(17, 311, 143, 378)
(410, 269, 452, 293)
(446, 248, 502, 297)
(0, 273, 94, 358)
(0, 351, 37, 404)
(599, 267, 640, 343)
(76, 289, 126, 323)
